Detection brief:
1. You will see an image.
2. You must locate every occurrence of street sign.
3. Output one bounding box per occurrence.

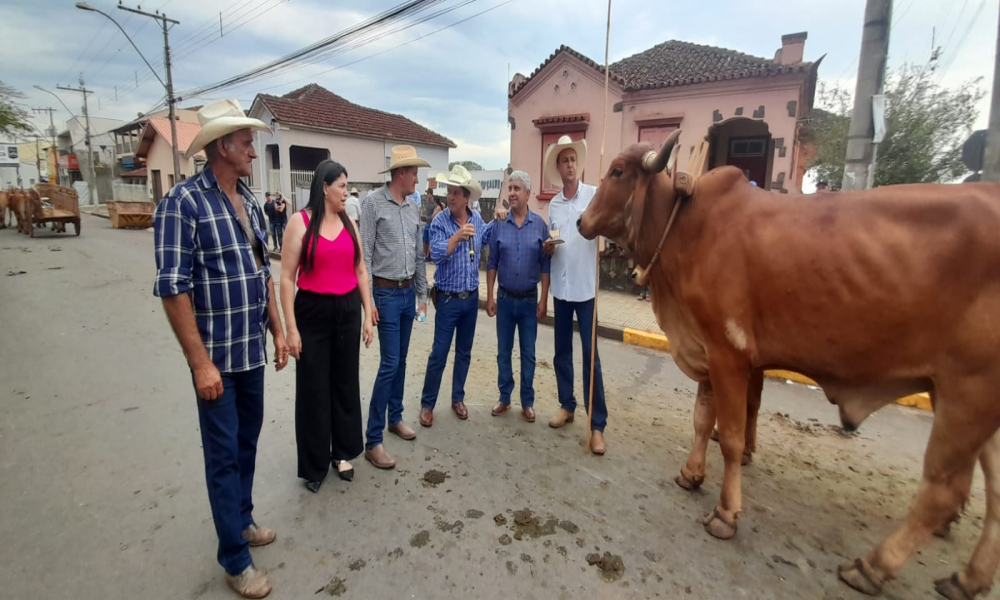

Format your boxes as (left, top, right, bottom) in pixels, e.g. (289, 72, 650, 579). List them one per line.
(963, 129, 987, 172)
(0, 143, 18, 166)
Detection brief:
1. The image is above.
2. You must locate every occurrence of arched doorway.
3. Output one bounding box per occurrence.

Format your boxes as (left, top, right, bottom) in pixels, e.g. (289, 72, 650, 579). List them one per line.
(708, 118, 772, 189)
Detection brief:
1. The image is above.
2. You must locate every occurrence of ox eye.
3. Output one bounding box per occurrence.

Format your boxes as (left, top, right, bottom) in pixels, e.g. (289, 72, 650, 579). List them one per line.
(610, 168, 622, 178)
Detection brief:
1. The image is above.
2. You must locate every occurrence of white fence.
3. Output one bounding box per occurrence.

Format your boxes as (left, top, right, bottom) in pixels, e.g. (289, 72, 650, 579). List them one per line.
(112, 180, 150, 203)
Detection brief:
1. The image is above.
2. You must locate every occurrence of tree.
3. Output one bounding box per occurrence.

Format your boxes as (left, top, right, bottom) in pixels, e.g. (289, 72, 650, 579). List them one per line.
(449, 160, 484, 172)
(803, 63, 984, 189)
(0, 81, 32, 138)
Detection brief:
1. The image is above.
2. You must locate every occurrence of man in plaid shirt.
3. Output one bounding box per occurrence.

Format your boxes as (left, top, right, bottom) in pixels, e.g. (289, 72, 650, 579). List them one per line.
(153, 100, 288, 599)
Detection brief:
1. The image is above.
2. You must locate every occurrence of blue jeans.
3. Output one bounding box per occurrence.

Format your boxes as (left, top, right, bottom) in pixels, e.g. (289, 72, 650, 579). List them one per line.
(366, 286, 415, 448)
(270, 222, 285, 249)
(496, 290, 537, 407)
(195, 366, 265, 576)
(420, 291, 478, 409)
(553, 297, 607, 431)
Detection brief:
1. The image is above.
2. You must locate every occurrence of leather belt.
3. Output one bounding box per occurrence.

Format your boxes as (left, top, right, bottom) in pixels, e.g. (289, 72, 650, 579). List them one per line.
(439, 289, 478, 300)
(499, 287, 537, 300)
(373, 276, 413, 289)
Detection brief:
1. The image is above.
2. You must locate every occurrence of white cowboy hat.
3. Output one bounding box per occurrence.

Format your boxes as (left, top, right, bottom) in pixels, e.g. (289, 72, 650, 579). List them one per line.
(350, 187, 359, 195)
(543, 135, 588, 188)
(379, 145, 431, 173)
(185, 99, 270, 160)
(436, 164, 482, 204)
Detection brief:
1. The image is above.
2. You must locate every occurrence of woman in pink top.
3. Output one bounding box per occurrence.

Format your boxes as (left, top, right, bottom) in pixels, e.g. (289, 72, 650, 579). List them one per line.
(280, 160, 374, 493)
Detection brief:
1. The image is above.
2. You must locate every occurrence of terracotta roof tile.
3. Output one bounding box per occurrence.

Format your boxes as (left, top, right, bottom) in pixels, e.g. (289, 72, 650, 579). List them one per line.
(255, 84, 455, 148)
(610, 40, 810, 91)
(147, 118, 202, 153)
(510, 41, 812, 98)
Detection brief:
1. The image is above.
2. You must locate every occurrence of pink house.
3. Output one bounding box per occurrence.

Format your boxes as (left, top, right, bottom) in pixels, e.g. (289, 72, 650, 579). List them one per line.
(508, 32, 821, 218)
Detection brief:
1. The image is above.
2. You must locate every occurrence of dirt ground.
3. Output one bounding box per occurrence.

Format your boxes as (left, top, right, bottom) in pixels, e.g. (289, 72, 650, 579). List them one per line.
(0, 216, 993, 599)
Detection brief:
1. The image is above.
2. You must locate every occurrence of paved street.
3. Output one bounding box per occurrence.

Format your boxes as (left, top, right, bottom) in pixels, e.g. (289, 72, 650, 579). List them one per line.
(0, 215, 988, 600)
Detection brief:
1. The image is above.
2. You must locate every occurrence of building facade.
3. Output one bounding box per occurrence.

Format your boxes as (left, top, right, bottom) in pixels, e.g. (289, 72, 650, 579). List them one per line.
(508, 33, 820, 220)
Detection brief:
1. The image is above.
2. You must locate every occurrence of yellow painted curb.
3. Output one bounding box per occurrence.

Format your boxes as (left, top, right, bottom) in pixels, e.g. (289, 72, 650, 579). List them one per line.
(623, 328, 670, 352)
(619, 329, 932, 412)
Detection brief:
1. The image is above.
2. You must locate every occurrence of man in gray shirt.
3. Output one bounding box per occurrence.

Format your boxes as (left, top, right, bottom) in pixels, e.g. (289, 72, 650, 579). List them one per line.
(361, 145, 429, 469)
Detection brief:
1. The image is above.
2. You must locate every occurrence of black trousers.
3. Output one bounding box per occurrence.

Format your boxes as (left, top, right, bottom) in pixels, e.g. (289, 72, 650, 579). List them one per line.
(294, 287, 363, 482)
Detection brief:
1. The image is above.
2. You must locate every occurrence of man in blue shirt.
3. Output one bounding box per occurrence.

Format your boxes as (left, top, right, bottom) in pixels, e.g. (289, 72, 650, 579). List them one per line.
(153, 100, 288, 598)
(419, 165, 494, 426)
(485, 170, 550, 423)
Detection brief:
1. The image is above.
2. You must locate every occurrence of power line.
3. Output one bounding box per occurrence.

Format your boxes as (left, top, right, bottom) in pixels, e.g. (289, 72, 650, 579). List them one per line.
(172, 0, 288, 62)
(92, 0, 280, 112)
(170, 0, 258, 50)
(935, 0, 988, 84)
(213, 0, 477, 91)
(833, 0, 916, 87)
(176, 0, 448, 99)
(181, 0, 513, 103)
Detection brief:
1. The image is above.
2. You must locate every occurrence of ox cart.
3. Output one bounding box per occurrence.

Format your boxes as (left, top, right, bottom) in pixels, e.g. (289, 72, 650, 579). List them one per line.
(29, 183, 81, 236)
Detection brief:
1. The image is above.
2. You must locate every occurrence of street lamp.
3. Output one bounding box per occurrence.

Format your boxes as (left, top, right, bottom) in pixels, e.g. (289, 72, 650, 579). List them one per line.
(75, 1, 181, 184)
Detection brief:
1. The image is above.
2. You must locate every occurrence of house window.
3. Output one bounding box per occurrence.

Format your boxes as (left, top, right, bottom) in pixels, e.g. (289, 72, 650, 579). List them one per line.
(240, 174, 253, 188)
(729, 137, 767, 157)
(540, 130, 586, 199)
(169, 174, 175, 188)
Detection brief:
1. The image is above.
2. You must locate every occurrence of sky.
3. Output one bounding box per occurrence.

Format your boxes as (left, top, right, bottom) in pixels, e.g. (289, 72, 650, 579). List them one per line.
(3, 0, 997, 170)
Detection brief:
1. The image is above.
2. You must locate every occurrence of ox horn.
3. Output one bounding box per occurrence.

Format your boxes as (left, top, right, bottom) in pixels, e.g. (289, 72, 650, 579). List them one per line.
(642, 129, 682, 173)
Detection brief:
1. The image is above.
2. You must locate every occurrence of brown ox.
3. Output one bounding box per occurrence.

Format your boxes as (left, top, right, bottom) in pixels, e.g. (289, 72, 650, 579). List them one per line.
(577, 131, 1000, 599)
(0, 190, 8, 228)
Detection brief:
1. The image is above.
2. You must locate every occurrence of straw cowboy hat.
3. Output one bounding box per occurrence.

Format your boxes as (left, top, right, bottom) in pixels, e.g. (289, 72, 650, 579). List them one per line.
(350, 187, 359, 195)
(185, 99, 270, 160)
(436, 164, 482, 204)
(379, 145, 431, 173)
(543, 135, 588, 188)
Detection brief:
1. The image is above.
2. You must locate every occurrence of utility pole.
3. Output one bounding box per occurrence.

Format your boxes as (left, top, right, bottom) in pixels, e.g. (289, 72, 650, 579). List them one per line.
(841, 0, 892, 191)
(982, 7, 1000, 181)
(117, 4, 181, 183)
(32, 107, 58, 184)
(57, 77, 98, 203)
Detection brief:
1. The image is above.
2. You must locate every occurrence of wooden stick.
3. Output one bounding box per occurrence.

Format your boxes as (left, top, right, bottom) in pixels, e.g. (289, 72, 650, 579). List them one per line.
(586, 0, 614, 454)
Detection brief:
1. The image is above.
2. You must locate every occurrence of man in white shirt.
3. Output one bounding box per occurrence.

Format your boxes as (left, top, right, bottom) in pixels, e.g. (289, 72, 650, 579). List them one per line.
(346, 187, 362, 224)
(542, 136, 607, 455)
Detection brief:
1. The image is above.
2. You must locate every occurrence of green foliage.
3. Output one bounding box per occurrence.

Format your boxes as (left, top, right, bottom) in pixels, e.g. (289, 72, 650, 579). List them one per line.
(448, 160, 484, 172)
(0, 81, 32, 137)
(804, 63, 984, 189)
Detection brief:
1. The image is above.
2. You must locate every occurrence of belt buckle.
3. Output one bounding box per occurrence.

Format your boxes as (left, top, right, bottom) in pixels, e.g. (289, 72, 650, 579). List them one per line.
(458, 291, 469, 300)
(395, 279, 404, 288)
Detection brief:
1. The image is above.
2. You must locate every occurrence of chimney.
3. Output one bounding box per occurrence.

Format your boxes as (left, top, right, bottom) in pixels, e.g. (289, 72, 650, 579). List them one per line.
(775, 32, 807, 66)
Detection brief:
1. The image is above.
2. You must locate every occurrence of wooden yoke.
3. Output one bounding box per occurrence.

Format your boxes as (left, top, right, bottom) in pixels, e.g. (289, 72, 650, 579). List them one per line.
(630, 135, 710, 287)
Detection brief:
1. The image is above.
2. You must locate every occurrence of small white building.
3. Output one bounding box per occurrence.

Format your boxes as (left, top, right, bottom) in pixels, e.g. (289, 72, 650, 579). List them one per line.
(248, 84, 455, 208)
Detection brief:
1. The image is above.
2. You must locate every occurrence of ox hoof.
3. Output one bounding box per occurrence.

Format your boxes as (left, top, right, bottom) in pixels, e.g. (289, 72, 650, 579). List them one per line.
(709, 428, 720, 442)
(934, 573, 977, 600)
(675, 471, 704, 491)
(838, 558, 883, 596)
(741, 450, 753, 466)
(702, 508, 737, 540)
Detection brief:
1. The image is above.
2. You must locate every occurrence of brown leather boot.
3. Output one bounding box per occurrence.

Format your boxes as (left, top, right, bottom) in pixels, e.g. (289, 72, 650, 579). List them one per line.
(225, 564, 272, 599)
(364, 444, 396, 469)
(548, 408, 575, 428)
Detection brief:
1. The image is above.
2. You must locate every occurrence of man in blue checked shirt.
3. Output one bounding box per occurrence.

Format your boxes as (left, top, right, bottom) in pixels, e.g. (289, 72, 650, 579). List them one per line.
(153, 100, 288, 599)
(485, 170, 550, 423)
(418, 165, 498, 427)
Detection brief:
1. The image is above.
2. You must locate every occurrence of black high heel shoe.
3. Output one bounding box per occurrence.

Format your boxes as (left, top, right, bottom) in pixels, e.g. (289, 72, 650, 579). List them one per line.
(334, 460, 354, 482)
(305, 480, 322, 493)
